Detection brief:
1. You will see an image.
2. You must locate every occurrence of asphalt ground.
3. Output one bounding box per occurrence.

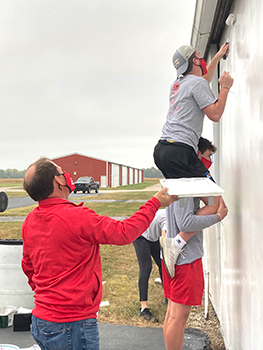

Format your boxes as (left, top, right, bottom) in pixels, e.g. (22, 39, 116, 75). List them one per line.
(0, 324, 211, 349)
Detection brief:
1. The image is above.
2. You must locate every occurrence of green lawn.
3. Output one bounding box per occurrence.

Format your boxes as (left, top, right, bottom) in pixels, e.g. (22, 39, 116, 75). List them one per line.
(98, 243, 165, 327)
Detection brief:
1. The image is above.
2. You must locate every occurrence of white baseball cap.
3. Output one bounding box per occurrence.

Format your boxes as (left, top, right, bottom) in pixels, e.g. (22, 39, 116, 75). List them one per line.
(172, 45, 195, 77)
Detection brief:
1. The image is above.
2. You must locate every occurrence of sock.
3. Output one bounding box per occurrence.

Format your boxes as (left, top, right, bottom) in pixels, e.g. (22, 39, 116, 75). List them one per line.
(173, 234, 186, 250)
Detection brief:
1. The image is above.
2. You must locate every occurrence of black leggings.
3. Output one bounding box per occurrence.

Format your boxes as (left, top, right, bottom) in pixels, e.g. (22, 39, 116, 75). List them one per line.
(153, 140, 207, 179)
(133, 236, 163, 301)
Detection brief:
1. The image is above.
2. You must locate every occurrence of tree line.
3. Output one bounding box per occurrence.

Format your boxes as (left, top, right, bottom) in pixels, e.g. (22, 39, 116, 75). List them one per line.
(0, 167, 163, 179)
(0, 169, 26, 178)
(142, 167, 163, 178)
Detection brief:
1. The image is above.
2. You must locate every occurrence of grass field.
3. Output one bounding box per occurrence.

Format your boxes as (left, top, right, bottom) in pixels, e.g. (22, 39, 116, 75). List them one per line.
(0, 178, 27, 197)
(98, 243, 166, 327)
(0, 178, 24, 187)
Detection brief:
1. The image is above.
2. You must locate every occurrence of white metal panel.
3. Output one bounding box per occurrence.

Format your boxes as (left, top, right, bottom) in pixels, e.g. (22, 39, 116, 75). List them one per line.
(111, 164, 120, 188)
(100, 175, 107, 188)
(202, 1, 263, 349)
(134, 169, 138, 184)
(122, 166, 128, 186)
(129, 167, 134, 184)
(138, 170, 142, 183)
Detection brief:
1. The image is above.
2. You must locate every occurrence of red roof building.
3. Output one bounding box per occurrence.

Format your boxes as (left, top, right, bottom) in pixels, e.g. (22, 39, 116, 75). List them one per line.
(51, 153, 144, 187)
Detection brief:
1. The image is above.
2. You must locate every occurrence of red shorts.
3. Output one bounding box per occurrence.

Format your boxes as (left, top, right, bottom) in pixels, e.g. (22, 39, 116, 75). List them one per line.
(161, 258, 204, 305)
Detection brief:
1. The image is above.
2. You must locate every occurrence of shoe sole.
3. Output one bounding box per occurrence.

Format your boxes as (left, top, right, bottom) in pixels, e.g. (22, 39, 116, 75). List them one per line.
(160, 237, 175, 278)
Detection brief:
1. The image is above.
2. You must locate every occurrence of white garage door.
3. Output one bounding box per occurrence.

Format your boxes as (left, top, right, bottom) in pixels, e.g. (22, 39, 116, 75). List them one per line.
(111, 164, 120, 187)
(122, 166, 128, 186)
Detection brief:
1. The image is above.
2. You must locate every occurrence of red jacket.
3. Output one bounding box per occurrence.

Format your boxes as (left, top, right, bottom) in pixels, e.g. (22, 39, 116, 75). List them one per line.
(21, 196, 160, 322)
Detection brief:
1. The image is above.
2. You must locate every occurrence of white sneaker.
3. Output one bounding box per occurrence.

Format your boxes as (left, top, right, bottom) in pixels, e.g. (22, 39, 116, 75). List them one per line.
(160, 236, 183, 278)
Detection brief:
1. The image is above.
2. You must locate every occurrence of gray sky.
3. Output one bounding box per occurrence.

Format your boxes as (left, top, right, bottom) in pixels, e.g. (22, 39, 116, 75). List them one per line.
(1, 0, 195, 170)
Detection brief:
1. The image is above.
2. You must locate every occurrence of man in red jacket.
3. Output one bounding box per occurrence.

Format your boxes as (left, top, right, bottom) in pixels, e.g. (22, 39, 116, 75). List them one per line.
(22, 157, 175, 350)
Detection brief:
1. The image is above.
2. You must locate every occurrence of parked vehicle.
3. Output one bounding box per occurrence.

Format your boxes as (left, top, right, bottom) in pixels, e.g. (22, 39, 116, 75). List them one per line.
(73, 177, 100, 194)
(0, 191, 8, 212)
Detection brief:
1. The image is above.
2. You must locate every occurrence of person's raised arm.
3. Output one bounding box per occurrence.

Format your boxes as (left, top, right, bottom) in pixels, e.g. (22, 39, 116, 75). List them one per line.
(203, 43, 230, 83)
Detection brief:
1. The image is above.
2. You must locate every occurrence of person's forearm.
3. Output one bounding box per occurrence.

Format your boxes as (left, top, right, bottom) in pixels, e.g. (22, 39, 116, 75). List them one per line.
(179, 211, 218, 232)
(212, 87, 230, 121)
(178, 196, 220, 242)
(86, 196, 160, 245)
(178, 230, 199, 242)
(203, 87, 229, 122)
(203, 54, 220, 83)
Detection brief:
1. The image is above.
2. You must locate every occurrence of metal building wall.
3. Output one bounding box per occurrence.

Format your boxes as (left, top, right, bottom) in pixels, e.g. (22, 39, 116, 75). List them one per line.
(202, 44, 223, 326)
(201, 1, 263, 349)
(52, 153, 143, 188)
(52, 153, 106, 182)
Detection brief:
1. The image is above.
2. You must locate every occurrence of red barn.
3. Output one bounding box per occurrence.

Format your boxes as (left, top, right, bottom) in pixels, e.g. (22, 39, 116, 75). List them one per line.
(51, 153, 144, 187)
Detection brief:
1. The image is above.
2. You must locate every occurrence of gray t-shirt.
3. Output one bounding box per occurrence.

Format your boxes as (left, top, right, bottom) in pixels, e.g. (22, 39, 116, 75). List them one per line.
(166, 198, 218, 265)
(142, 209, 166, 242)
(161, 75, 217, 152)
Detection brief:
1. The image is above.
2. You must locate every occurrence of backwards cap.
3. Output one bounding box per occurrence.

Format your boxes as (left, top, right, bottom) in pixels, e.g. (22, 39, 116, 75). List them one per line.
(172, 45, 195, 77)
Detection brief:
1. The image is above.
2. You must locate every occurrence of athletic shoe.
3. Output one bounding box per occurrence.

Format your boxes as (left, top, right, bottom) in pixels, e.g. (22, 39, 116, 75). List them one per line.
(139, 308, 158, 322)
(160, 236, 183, 278)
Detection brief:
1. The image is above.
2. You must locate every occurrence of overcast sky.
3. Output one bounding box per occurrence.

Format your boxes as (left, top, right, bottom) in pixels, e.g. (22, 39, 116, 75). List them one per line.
(1, 0, 195, 170)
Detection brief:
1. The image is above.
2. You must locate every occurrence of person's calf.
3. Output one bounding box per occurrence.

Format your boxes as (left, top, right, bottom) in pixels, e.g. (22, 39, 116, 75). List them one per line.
(163, 302, 191, 350)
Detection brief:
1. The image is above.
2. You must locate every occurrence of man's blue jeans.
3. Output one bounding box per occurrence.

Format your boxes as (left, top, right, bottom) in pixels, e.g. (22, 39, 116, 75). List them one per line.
(31, 315, 99, 350)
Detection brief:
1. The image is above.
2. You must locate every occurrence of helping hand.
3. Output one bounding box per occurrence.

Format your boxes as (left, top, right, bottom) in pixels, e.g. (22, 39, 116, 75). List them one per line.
(154, 187, 178, 207)
(217, 43, 230, 60)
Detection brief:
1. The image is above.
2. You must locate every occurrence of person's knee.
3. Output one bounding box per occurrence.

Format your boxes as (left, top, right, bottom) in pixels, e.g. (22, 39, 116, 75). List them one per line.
(140, 264, 152, 279)
(169, 302, 191, 325)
